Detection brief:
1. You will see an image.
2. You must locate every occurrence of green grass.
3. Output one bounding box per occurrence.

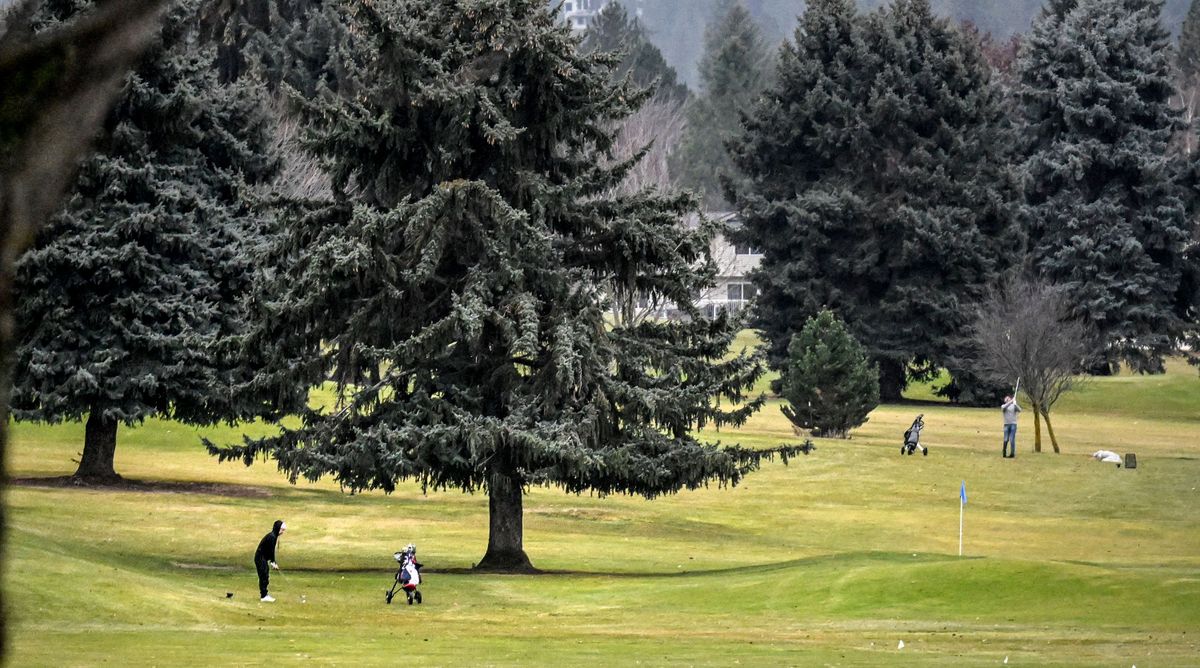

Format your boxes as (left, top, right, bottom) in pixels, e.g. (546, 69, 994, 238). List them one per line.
(7, 356, 1200, 666)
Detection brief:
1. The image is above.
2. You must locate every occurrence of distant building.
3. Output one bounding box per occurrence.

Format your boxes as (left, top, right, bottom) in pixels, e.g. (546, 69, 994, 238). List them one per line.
(556, 0, 645, 31)
(620, 212, 762, 321)
(696, 212, 761, 319)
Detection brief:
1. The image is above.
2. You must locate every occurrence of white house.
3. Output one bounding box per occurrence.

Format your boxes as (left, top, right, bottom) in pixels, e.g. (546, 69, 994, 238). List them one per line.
(557, 0, 645, 31)
(623, 212, 762, 321)
(696, 212, 761, 318)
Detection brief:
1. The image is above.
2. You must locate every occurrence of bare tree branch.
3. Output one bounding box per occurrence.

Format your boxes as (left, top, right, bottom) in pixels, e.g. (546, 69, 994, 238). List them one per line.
(605, 98, 689, 327)
(268, 97, 336, 200)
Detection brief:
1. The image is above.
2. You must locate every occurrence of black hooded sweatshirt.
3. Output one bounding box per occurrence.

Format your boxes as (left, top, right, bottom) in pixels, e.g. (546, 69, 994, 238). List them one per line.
(255, 520, 283, 563)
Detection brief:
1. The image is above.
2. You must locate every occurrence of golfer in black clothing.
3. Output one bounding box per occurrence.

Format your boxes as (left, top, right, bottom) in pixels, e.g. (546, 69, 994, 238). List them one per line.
(254, 520, 285, 602)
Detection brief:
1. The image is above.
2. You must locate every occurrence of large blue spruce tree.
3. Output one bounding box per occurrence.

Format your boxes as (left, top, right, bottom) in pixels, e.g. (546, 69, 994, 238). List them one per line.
(12, 0, 280, 481)
(730, 0, 1017, 400)
(1017, 0, 1192, 373)
(210, 0, 802, 572)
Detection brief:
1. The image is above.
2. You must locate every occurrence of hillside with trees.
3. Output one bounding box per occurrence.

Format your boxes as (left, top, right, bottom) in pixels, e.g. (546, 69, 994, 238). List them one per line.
(619, 0, 1190, 87)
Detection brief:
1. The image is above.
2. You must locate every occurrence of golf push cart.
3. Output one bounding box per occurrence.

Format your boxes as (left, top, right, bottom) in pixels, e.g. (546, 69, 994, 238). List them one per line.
(385, 543, 424, 605)
(901, 414, 927, 456)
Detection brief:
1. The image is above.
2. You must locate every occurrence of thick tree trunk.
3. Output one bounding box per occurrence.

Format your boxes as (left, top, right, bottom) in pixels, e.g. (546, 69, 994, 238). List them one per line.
(74, 412, 121, 481)
(475, 468, 536, 573)
(1032, 407, 1043, 453)
(877, 358, 907, 402)
(1042, 409, 1061, 453)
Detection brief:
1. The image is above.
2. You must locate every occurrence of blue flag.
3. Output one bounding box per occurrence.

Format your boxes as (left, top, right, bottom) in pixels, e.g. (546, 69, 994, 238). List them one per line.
(960, 481, 967, 505)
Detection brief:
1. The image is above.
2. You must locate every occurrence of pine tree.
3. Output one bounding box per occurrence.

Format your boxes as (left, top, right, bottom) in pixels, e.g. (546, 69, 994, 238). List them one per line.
(2, 0, 166, 656)
(198, 0, 332, 90)
(580, 1, 689, 104)
(12, 0, 280, 481)
(209, 0, 804, 572)
(1177, 131, 1200, 368)
(1180, 0, 1200, 82)
(670, 0, 773, 209)
(1017, 0, 1191, 373)
(730, 0, 1018, 401)
(779, 309, 879, 438)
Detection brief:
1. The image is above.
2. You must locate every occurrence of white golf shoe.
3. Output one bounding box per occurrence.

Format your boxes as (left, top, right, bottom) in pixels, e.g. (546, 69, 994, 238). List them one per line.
(261, 595, 275, 602)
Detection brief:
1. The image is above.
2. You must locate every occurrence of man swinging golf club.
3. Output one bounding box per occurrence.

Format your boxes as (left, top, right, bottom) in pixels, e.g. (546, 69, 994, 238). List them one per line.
(254, 520, 286, 602)
(1001, 378, 1021, 459)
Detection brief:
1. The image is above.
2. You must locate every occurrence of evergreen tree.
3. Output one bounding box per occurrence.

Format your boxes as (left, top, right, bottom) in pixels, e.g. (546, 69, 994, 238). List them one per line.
(2, 0, 167, 655)
(730, 0, 1017, 401)
(210, 0, 804, 572)
(1180, 0, 1200, 82)
(1017, 0, 1191, 373)
(198, 0, 334, 90)
(671, 0, 773, 209)
(12, 0, 280, 481)
(779, 309, 879, 438)
(580, 1, 689, 104)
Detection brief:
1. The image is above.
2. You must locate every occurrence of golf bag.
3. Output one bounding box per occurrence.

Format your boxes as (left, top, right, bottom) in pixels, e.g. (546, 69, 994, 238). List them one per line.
(901, 414, 927, 456)
(385, 544, 423, 605)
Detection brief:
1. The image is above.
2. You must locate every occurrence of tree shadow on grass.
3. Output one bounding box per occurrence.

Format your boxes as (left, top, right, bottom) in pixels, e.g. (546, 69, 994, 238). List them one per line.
(11, 475, 272, 498)
(289, 551, 970, 578)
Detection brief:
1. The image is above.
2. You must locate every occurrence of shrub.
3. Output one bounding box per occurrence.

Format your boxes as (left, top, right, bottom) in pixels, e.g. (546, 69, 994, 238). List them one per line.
(779, 309, 880, 438)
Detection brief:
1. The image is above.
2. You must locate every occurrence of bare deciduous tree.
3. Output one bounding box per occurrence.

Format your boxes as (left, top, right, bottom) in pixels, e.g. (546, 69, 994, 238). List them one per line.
(969, 277, 1095, 453)
(605, 98, 689, 327)
(608, 98, 687, 197)
(1175, 1, 1200, 156)
(269, 99, 335, 200)
(604, 100, 755, 328)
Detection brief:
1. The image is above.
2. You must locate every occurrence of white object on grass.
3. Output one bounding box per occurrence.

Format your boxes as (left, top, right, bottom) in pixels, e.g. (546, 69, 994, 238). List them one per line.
(1092, 450, 1122, 464)
(898, 640, 904, 650)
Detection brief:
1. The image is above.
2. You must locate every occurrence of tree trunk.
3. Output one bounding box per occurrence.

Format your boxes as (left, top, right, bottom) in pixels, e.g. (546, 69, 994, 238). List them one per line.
(1042, 409, 1061, 453)
(877, 358, 906, 402)
(1032, 407, 1042, 453)
(74, 412, 121, 482)
(475, 468, 536, 573)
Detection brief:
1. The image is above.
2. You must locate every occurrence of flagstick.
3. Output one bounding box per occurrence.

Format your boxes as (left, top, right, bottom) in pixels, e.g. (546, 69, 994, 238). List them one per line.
(958, 499, 964, 557)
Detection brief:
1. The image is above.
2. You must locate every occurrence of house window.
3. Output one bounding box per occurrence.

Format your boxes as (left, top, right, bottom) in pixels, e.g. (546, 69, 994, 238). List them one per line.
(728, 283, 759, 301)
(734, 244, 761, 256)
(564, 2, 573, 11)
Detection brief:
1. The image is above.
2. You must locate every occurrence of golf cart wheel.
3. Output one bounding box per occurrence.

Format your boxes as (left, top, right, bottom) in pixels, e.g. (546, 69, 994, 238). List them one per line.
(900, 447, 906, 455)
(415, 591, 422, 604)
(922, 448, 928, 456)
(386, 592, 394, 604)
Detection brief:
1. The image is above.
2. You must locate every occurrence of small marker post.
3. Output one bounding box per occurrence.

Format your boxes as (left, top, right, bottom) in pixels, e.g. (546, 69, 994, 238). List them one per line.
(959, 481, 967, 556)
